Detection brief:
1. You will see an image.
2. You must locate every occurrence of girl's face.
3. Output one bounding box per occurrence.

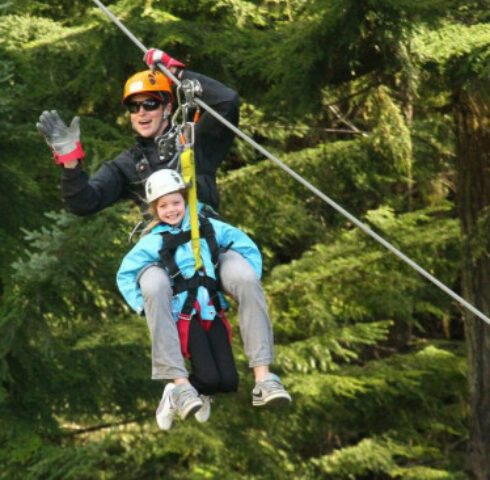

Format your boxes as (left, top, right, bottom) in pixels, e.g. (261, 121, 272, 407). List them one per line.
(128, 94, 170, 138)
(156, 192, 186, 226)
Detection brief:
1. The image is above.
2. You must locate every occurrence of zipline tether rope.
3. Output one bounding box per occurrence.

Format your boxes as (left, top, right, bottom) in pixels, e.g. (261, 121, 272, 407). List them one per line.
(90, 0, 490, 327)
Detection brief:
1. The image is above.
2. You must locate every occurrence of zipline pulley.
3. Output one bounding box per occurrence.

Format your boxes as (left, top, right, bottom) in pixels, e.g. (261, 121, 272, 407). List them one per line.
(179, 79, 203, 111)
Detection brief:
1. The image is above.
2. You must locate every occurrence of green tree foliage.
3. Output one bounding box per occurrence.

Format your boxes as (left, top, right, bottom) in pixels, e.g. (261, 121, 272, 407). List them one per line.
(1, 0, 488, 478)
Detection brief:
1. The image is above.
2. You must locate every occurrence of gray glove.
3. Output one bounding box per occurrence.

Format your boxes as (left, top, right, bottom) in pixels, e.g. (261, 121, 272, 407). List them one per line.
(36, 110, 84, 164)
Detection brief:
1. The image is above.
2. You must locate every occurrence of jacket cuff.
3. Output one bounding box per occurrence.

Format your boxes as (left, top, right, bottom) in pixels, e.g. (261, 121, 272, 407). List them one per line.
(61, 162, 84, 177)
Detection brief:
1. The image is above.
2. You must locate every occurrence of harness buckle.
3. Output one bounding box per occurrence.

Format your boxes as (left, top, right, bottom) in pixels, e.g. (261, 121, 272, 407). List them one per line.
(170, 269, 182, 279)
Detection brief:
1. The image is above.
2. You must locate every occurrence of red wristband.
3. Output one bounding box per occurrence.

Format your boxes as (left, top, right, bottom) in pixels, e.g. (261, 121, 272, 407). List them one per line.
(53, 142, 85, 165)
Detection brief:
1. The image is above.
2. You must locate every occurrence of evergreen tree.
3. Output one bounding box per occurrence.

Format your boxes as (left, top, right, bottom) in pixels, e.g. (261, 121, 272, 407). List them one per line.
(1, 1, 488, 478)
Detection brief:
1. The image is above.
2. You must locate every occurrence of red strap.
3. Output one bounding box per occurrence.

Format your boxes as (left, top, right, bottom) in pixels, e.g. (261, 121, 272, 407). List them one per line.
(176, 299, 201, 358)
(177, 313, 192, 358)
(198, 318, 212, 332)
(177, 305, 232, 359)
(53, 142, 85, 165)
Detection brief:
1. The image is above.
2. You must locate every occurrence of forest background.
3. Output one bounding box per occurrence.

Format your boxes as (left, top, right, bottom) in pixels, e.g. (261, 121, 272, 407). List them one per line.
(1, 1, 489, 479)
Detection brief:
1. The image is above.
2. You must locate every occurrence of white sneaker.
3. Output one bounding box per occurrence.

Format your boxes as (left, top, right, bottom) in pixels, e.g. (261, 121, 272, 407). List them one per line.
(252, 373, 292, 407)
(156, 383, 177, 430)
(194, 395, 212, 423)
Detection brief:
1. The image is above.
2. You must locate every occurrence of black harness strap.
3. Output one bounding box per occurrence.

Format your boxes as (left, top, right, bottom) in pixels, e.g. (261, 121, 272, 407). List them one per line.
(159, 216, 224, 316)
(200, 219, 220, 268)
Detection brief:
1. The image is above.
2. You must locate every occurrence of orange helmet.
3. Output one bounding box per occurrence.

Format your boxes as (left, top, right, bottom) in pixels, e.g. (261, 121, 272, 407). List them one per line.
(122, 70, 173, 104)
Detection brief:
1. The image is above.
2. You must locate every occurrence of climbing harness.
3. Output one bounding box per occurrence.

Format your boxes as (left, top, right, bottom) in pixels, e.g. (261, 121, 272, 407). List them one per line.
(159, 216, 232, 357)
(90, 0, 490, 327)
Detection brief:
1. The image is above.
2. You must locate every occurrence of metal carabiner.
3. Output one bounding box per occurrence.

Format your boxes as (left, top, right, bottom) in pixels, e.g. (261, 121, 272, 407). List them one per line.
(179, 121, 196, 149)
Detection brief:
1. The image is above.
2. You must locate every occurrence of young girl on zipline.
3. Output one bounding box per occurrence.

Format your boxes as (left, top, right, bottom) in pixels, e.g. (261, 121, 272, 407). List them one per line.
(117, 169, 291, 430)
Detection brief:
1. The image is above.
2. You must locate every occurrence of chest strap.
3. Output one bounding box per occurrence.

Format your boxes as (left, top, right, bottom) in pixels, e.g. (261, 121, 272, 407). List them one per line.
(158, 216, 222, 315)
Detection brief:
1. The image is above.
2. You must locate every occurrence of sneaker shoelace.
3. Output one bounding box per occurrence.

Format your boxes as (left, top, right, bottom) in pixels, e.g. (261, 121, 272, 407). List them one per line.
(174, 385, 198, 411)
(259, 375, 284, 392)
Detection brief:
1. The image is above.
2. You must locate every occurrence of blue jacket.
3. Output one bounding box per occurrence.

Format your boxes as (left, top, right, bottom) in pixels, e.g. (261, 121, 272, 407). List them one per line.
(117, 206, 262, 321)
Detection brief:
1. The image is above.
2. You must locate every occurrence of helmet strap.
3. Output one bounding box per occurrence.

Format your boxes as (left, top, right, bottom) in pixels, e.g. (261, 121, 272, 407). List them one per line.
(156, 104, 171, 136)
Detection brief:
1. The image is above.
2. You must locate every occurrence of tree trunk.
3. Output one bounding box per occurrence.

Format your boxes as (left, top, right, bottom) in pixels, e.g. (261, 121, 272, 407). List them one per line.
(453, 88, 490, 479)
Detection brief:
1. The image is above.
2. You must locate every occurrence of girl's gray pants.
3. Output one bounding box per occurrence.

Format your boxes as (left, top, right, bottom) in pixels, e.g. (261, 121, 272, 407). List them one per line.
(139, 249, 274, 380)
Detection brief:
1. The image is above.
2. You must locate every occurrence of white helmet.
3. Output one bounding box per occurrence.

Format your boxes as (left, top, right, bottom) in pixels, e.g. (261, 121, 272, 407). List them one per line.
(145, 169, 186, 203)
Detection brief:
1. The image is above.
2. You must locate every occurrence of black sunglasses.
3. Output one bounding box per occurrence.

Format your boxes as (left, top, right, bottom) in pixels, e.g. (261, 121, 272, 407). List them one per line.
(127, 98, 163, 113)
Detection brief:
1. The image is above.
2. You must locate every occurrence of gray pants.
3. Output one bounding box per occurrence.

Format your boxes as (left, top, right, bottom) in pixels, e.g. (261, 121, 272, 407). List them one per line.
(139, 249, 274, 380)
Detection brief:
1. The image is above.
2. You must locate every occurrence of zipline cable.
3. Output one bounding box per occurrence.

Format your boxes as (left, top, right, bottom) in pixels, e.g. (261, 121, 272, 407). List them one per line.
(90, 0, 490, 326)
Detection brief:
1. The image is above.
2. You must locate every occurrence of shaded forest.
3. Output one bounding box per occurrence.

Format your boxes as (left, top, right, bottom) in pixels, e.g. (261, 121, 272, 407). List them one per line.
(1, 1, 489, 479)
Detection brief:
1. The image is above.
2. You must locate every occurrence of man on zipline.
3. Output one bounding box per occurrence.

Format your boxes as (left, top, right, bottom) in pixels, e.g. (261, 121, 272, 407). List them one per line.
(37, 49, 291, 424)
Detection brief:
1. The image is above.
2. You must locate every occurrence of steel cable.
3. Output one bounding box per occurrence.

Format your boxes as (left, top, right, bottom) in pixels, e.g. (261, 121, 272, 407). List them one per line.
(90, 0, 490, 326)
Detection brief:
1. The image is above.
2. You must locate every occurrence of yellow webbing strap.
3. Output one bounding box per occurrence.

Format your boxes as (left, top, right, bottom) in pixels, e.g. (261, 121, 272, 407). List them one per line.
(180, 146, 203, 270)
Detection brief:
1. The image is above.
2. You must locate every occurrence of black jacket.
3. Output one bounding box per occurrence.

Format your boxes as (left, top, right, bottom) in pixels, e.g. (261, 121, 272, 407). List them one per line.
(60, 71, 239, 215)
